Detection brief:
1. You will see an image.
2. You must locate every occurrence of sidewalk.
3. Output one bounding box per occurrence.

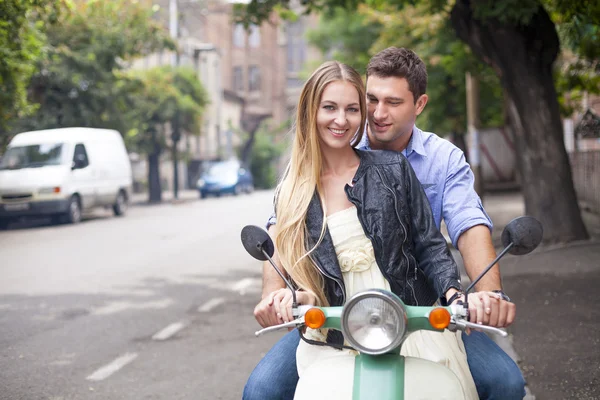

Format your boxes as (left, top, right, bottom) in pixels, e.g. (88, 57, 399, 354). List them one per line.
(130, 189, 199, 206)
(465, 191, 600, 400)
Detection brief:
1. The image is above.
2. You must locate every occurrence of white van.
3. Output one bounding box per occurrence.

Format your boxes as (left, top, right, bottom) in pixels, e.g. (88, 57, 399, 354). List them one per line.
(0, 127, 132, 228)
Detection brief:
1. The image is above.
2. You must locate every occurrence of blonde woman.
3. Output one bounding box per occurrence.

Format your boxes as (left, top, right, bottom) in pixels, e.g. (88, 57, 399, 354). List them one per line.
(269, 61, 477, 399)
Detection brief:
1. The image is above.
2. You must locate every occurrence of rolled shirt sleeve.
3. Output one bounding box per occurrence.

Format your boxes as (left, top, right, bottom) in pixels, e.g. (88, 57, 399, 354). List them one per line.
(443, 149, 493, 248)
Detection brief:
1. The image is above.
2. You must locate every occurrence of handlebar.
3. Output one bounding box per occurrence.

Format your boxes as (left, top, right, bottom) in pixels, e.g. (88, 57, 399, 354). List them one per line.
(254, 318, 305, 336)
(254, 306, 312, 336)
(448, 304, 508, 337)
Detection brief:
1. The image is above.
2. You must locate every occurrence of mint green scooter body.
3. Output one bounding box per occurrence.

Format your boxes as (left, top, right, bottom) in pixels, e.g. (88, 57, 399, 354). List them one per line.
(312, 295, 459, 400)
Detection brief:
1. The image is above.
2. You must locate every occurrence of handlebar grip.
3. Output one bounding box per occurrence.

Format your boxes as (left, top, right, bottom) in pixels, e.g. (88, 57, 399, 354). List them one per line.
(254, 318, 304, 337)
(456, 320, 508, 337)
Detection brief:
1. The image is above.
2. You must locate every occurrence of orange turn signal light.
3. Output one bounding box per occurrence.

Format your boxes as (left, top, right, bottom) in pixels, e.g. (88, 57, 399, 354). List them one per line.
(304, 308, 326, 329)
(429, 307, 451, 330)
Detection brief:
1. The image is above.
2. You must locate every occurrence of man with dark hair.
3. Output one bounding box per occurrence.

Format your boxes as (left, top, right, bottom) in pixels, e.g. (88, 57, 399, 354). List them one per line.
(244, 47, 525, 400)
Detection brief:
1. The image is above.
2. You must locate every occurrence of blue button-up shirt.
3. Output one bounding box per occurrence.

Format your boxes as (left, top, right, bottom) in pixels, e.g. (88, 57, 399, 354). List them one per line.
(357, 126, 492, 247)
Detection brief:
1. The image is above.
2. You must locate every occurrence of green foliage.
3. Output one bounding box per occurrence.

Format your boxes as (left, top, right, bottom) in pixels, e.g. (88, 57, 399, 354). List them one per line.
(545, 0, 600, 116)
(306, 7, 382, 75)
(125, 66, 209, 154)
(10, 0, 174, 136)
(0, 0, 62, 141)
(237, 120, 288, 189)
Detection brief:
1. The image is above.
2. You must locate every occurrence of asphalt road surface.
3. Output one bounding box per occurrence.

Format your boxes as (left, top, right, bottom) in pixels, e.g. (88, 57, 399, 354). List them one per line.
(0, 190, 283, 400)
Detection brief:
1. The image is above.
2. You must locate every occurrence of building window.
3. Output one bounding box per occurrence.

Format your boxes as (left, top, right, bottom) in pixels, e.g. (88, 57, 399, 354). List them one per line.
(286, 19, 306, 74)
(248, 24, 261, 48)
(248, 65, 261, 92)
(233, 66, 244, 92)
(233, 24, 245, 48)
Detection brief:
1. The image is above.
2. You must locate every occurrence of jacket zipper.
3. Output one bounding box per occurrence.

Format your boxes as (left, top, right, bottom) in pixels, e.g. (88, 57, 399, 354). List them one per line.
(363, 168, 420, 305)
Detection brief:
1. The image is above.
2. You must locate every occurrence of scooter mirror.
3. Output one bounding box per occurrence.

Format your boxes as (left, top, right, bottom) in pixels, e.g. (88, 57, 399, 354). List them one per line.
(241, 225, 275, 261)
(501, 216, 544, 255)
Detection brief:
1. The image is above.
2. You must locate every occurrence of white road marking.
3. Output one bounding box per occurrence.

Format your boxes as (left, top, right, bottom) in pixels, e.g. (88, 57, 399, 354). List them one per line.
(92, 298, 174, 315)
(198, 297, 225, 312)
(86, 352, 138, 381)
(231, 278, 260, 295)
(152, 321, 187, 341)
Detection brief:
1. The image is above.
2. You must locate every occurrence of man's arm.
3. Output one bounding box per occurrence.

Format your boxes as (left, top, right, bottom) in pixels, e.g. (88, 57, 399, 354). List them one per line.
(254, 224, 287, 328)
(457, 224, 500, 291)
(443, 149, 515, 327)
(261, 224, 286, 297)
(456, 225, 516, 327)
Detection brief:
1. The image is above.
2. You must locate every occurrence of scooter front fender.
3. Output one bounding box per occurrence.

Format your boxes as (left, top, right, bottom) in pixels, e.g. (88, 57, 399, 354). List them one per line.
(353, 353, 405, 400)
(353, 354, 465, 400)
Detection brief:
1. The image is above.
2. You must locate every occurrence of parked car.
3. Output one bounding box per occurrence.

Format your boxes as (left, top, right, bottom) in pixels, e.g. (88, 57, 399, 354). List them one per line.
(196, 160, 254, 199)
(0, 127, 132, 229)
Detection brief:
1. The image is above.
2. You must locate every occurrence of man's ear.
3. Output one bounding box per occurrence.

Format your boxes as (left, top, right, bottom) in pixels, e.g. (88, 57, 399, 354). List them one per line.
(415, 94, 428, 116)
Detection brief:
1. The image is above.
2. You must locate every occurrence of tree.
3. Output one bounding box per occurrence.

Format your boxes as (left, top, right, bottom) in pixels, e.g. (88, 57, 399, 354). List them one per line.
(235, 0, 600, 244)
(125, 66, 209, 203)
(306, 7, 383, 75)
(13, 0, 173, 135)
(236, 120, 288, 189)
(448, 0, 595, 244)
(0, 0, 62, 148)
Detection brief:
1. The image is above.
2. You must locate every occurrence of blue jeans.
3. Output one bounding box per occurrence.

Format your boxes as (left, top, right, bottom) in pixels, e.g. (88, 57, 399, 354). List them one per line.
(463, 331, 526, 400)
(243, 329, 525, 400)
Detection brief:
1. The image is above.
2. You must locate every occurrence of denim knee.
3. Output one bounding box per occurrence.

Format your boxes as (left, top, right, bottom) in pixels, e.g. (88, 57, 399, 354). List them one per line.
(462, 331, 525, 400)
(243, 330, 300, 400)
(476, 358, 525, 400)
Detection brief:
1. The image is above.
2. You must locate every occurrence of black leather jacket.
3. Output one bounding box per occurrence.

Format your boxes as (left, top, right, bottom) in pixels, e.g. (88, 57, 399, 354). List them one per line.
(305, 149, 461, 311)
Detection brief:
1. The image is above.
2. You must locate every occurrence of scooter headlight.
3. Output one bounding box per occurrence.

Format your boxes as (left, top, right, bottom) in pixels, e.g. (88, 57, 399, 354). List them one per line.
(341, 289, 407, 355)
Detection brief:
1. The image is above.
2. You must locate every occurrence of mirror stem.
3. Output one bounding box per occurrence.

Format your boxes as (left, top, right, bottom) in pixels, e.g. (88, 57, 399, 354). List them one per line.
(464, 242, 514, 312)
(261, 248, 297, 308)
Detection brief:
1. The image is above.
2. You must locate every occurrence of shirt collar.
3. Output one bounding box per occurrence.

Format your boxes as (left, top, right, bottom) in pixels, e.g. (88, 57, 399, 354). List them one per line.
(410, 126, 427, 157)
(359, 125, 427, 157)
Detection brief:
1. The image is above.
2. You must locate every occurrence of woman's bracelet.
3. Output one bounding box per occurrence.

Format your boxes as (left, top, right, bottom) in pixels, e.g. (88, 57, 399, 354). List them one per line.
(445, 290, 464, 305)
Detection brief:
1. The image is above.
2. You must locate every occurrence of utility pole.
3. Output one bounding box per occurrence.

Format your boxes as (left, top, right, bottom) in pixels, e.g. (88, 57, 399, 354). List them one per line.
(466, 72, 484, 198)
(169, 0, 180, 199)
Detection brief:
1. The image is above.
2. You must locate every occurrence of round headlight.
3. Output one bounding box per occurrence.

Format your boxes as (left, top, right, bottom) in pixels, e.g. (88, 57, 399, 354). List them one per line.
(341, 289, 407, 355)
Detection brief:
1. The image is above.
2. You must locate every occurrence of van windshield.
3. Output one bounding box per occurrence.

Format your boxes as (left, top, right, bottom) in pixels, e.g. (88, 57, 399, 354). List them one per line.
(0, 143, 64, 170)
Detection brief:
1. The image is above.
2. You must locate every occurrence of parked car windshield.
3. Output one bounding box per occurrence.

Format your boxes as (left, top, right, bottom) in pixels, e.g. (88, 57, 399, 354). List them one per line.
(0, 143, 64, 170)
(206, 161, 239, 179)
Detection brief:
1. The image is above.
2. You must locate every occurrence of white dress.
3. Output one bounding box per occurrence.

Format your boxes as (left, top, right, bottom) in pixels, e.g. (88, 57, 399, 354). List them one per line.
(294, 206, 478, 400)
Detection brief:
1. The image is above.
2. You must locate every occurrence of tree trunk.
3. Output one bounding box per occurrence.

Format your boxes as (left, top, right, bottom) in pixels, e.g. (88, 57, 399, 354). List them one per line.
(241, 112, 271, 166)
(148, 127, 162, 204)
(451, 0, 589, 243)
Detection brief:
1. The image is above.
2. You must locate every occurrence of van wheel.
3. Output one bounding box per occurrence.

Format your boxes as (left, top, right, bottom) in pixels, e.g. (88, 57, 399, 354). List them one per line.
(113, 191, 128, 216)
(65, 195, 82, 224)
(0, 218, 10, 230)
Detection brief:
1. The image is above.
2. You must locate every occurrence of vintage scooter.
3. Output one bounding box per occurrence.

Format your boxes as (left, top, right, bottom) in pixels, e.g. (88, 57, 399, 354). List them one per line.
(241, 216, 543, 400)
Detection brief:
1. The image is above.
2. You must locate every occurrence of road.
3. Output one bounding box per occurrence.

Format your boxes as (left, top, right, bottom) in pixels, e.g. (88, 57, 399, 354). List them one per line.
(0, 190, 283, 400)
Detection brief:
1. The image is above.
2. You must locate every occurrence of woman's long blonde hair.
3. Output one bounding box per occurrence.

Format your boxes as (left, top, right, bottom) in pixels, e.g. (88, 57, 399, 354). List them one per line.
(275, 61, 366, 306)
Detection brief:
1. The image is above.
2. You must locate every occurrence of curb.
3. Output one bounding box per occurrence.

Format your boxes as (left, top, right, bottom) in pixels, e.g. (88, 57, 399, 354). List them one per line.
(130, 192, 199, 207)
